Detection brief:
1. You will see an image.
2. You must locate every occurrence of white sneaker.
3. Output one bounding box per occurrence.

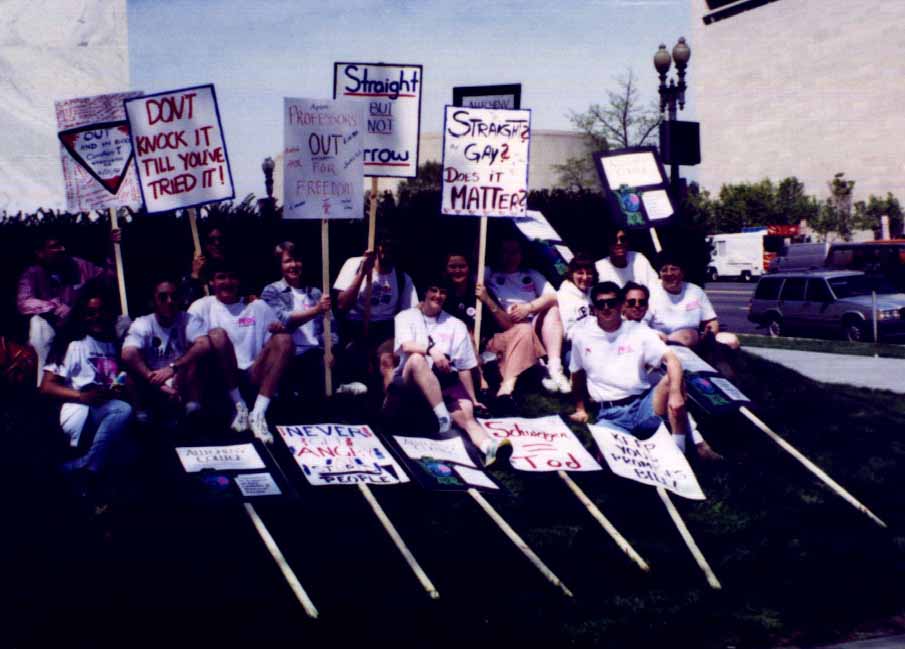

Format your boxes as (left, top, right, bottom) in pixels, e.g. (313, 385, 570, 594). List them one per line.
(337, 381, 368, 396)
(551, 371, 571, 394)
(541, 376, 559, 393)
(230, 402, 250, 433)
(249, 410, 274, 445)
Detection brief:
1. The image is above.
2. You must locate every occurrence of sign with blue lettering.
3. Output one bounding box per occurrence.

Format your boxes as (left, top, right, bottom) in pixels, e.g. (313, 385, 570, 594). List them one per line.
(441, 106, 531, 217)
(283, 97, 364, 220)
(453, 84, 522, 110)
(277, 423, 410, 486)
(333, 62, 422, 178)
(593, 146, 676, 229)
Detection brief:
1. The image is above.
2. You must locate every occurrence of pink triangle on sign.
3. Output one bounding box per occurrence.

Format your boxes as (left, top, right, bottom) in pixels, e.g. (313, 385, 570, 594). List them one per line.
(58, 120, 135, 195)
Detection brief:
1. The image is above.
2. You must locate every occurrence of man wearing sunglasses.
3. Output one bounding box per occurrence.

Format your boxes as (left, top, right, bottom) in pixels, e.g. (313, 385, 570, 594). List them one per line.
(568, 282, 688, 444)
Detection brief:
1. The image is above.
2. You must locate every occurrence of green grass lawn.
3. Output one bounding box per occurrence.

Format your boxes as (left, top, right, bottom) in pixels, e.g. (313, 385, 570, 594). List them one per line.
(4, 350, 905, 648)
(738, 332, 905, 359)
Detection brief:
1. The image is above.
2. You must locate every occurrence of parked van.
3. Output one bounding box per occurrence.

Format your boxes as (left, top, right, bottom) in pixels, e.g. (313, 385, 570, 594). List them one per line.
(825, 241, 905, 291)
(707, 231, 765, 281)
(768, 242, 829, 273)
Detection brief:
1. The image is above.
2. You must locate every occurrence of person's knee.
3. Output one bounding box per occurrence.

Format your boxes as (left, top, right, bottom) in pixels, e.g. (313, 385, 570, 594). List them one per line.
(379, 352, 398, 373)
(404, 353, 427, 374)
(715, 331, 740, 350)
(191, 335, 212, 354)
(208, 328, 229, 349)
(270, 332, 294, 356)
(105, 399, 134, 422)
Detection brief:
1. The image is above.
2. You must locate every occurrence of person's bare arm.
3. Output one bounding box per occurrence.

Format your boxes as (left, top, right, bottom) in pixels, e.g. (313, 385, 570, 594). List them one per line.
(569, 369, 590, 423)
(663, 350, 686, 419)
(286, 295, 331, 329)
(40, 371, 111, 405)
(476, 283, 513, 330)
(336, 251, 375, 311)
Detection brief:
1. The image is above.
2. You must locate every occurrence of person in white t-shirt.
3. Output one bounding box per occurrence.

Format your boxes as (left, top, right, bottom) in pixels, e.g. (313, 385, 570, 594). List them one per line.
(621, 281, 723, 461)
(186, 259, 293, 444)
(40, 281, 135, 500)
(485, 236, 568, 394)
(261, 241, 338, 398)
(649, 251, 740, 350)
(122, 278, 208, 421)
(391, 280, 512, 467)
(557, 253, 597, 342)
(594, 229, 659, 289)
(333, 233, 418, 395)
(569, 282, 688, 441)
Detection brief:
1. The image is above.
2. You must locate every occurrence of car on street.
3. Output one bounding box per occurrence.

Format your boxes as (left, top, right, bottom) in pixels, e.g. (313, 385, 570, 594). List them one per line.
(748, 270, 905, 342)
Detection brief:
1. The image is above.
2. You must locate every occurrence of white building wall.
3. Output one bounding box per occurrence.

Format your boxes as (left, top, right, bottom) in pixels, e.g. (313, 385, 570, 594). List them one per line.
(691, 0, 905, 202)
(0, 0, 129, 213)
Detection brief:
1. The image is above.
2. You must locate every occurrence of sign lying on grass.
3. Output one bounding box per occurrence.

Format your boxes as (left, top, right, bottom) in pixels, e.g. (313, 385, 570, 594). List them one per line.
(124, 84, 234, 213)
(277, 423, 409, 486)
(593, 146, 675, 228)
(333, 62, 422, 178)
(175, 443, 266, 473)
(393, 435, 500, 492)
(478, 415, 601, 472)
(55, 91, 143, 211)
(589, 421, 705, 500)
(283, 97, 364, 220)
(441, 106, 531, 217)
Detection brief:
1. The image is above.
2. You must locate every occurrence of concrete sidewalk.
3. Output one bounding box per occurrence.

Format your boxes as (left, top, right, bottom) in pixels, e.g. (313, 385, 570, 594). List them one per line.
(745, 347, 905, 394)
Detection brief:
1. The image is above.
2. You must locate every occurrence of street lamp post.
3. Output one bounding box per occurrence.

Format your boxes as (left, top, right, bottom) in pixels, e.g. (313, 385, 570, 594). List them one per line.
(654, 37, 691, 192)
(261, 156, 275, 216)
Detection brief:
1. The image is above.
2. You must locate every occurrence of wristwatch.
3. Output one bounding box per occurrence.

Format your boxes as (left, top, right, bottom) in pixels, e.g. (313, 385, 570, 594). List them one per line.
(169, 362, 178, 371)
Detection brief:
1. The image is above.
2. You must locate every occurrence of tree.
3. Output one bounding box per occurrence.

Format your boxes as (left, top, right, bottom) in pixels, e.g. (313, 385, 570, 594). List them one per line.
(810, 173, 855, 242)
(853, 192, 903, 239)
(554, 69, 662, 190)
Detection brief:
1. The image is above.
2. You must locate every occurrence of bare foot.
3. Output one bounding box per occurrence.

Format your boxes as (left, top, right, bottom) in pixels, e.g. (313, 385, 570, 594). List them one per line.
(695, 441, 724, 462)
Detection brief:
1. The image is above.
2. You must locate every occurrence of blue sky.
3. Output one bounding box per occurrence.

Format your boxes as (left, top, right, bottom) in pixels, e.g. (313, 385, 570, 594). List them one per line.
(129, 0, 690, 199)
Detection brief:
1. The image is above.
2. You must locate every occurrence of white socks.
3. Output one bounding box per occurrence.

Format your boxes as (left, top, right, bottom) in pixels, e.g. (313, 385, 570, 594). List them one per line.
(433, 402, 451, 433)
(252, 394, 271, 417)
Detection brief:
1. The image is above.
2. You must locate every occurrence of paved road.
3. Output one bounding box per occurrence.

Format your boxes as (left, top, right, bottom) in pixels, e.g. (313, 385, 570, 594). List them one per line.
(704, 280, 758, 334)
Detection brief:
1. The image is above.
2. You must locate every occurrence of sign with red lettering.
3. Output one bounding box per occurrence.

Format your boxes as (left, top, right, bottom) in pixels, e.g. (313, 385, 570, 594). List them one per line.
(124, 84, 234, 213)
(333, 62, 422, 178)
(441, 106, 531, 217)
(276, 423, 409, 486)
(477, 415, 601, 472)
(55, 91, 143, 211)
(283, 98, 364, 220)
(589, 421, 705, 500)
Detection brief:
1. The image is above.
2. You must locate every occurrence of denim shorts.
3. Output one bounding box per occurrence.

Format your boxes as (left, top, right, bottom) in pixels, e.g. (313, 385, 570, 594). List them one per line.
(596, 388, 659, 434)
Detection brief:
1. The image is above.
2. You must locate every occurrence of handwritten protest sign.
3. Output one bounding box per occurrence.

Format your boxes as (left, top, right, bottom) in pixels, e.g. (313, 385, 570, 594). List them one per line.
(175, 443, 266, 473)
(277, 423, 409, 486)
(235, 472, 283, 497)
(392, 435, 500, 492)
(478, 415, 600, 472)
(592, 146, 676, 228)
(283, 98, 364, 220)
(589, 421, 705, 500)
(124, 84, 234, 213)
(55, 91, 143, 211)
(441, 106, 531, 217)
(333, 62, 422, 178)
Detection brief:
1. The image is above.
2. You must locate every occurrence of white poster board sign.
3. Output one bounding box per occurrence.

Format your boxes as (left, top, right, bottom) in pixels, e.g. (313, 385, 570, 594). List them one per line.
(277, 423, 409, 486)
(589, 421, 705, 500)
(283, 98, 364, 220)
(124, 84, 234, 213)
(394, 435, 476, 467)
(668, 345, 718, 374)
(478, 415, 600, 472)
(55, 91, 143, 211)
(333, 62, 422, 178)
(175, 444, 266, 473)
(235, 472, 282, 497)
(599, 152, 663, 189)
(441, 106, 531, 217)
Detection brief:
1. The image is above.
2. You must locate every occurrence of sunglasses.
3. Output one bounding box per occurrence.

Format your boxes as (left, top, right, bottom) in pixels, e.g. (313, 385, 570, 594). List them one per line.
(593, 298, 620, 310)
(625, 298, 648, 307)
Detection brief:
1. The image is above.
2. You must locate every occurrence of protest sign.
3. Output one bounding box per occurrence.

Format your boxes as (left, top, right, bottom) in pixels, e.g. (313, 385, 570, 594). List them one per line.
(283, 98, 364, 220)
(277, 423, 409, 486)
(453, 83, 521, 110)
(333, 62, 422, 178)
(235, 472, 283, 497)
(478, 415, 600, 472)
(392, 435, 500, 492)
(124, 84, 234, 213)
(175, 443, 266, 473)
(56, 91, 143, 211)
(441, 106, 531, 217)
(589, 421, 705, 500)
(593, 146, 676, 229)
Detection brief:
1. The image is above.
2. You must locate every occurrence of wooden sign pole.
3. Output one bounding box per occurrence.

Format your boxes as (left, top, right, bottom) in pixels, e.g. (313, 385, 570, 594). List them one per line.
(657, 487, 722, 590)
(321, 219, 334, 397)
(359, 483, 440, 599)
(361, 177, 379, 336)
(473, 216, 488, 351)
(108, 207, 129, 317)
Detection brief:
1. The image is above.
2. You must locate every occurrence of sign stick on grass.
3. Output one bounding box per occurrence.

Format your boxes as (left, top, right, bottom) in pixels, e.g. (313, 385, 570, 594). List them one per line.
(358, 483, 440, 599)
(473, 216, 488, 350)
(468, 488, 574, 597)
(657, 487, 722, 590)
(243, 503, 319, 618)
(361, 177, 379, 336)
(108, 207, 129, 317)
(739, 406, 887, 528)
(321, 219, 333, 396)
(557, 471, 650, 572)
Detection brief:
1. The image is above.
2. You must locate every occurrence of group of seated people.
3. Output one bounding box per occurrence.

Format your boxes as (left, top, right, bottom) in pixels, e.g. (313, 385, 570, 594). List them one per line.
(16, 223, 737, 503)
